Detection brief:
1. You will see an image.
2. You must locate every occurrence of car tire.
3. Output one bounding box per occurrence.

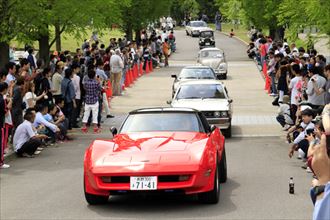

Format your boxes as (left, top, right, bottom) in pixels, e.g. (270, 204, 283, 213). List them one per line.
(223, 73, 227, 79)
(84, 181, 109, 205)
(219, 148, 227, 183)
(186, 31, 189, 36)
(198, 161, 220, 204)
(223, 124, 232, 138)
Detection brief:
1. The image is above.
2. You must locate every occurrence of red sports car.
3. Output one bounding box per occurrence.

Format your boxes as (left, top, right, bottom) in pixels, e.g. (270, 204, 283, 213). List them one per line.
(84, 107, 227, 204)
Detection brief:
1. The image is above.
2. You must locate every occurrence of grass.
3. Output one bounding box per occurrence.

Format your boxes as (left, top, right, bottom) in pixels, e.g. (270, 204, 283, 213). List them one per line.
(11, 27, 124, 52)
(209, 23, 251, 43)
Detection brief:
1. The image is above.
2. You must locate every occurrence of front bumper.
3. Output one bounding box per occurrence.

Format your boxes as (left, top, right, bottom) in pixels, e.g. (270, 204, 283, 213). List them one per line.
(85, 165, 216, 196)
(214, 69, 227, 75)
(206, 117, 231, 129)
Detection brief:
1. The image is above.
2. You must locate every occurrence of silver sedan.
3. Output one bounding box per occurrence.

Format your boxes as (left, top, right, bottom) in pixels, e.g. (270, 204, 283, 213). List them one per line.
(197, 48, 228, 79)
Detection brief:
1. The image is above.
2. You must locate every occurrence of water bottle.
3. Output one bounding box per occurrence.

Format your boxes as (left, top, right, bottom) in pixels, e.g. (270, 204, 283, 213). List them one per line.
(289, 177, 294, 194)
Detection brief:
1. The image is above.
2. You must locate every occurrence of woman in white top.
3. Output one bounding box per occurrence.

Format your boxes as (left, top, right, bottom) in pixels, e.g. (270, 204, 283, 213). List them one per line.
(23, 82, 46, 109)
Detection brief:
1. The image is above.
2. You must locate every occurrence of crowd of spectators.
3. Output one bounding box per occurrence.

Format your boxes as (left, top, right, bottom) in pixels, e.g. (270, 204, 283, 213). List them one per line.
(247, 29, 330, 219)
(0, 29, 176, 168)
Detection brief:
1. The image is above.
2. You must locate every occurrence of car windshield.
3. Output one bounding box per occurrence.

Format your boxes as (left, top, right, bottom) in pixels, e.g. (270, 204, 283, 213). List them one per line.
(191, 21, 207, 27)
(176, 84, 226, 99)
(200, 31, 213, 37)
(179, 68, 215, 80)
(120, 113, 203, 133)
(200, 50, 222, 58)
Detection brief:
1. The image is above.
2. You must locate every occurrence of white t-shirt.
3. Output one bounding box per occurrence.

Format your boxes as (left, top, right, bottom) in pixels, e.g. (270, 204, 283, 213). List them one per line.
(13, 120, 36, 151)
(23, 92, 37, 108)
(72, 74, 81, 100)
(289, 76, 303, 105)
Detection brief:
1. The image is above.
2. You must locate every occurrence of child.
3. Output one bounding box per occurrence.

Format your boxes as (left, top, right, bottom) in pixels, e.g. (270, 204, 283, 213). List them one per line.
(229, 29, 235, 38)
(0, 82, 10, 168)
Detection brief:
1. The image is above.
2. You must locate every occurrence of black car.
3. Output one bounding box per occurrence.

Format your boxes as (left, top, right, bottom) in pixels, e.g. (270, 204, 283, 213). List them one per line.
(199, 30, 215, 49)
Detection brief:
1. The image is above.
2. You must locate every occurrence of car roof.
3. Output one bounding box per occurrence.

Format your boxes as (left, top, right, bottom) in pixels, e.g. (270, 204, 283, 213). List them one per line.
(178, 79, 224, 86)
(129, 107, 199, 114)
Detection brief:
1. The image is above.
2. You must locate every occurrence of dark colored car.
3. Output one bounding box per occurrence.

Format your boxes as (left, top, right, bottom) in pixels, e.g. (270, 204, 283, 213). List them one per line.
(199, 30, 215, 49)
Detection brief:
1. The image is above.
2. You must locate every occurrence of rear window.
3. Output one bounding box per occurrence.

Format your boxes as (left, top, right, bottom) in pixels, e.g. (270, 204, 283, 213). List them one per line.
(121, 113, 204, 133)
(179, 68, 215, 80)
(191, 21, 207, 27)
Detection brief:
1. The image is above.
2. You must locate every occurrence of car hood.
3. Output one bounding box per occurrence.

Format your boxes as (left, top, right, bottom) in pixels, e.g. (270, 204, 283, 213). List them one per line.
(90, 132, 209, 167)
(172, 98, 230, 111)
(200, 59, 223, 69)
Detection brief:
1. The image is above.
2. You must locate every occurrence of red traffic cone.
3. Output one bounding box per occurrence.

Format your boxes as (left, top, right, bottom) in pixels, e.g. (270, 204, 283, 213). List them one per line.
(106, 80, 113, 98)
(262, 61, 267, 78)
(149, 60, 153, 72)
(145, 60, 150, 74)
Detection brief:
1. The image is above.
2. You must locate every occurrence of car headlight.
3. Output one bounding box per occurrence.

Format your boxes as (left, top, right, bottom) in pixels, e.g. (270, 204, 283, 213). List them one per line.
(220, 111, 228, 117)
(219, 63, 226, 70)
(214, 111, 221, 117)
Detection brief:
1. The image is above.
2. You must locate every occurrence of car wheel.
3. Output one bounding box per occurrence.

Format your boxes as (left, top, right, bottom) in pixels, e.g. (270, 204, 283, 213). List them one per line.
(84, 180, 109, 205)
(198, 161, 220, 204)
(186, 30, 189, 36)
(223, 73, 227, 79)
(219, 148, 227, 183)
(223, 124, 232, 138)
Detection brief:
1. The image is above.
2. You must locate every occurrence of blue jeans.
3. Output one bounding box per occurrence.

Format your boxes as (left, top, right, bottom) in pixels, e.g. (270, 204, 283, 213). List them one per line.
(270, 73, 277, 94)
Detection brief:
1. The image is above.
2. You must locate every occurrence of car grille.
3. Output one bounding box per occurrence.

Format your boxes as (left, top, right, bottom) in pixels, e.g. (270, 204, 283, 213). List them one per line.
(101, 175, 189, 183)
(202, 111, 216, 118)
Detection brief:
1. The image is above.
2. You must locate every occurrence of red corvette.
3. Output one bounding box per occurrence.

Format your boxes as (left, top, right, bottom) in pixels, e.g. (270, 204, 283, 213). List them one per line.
(84, 107, 227, 204)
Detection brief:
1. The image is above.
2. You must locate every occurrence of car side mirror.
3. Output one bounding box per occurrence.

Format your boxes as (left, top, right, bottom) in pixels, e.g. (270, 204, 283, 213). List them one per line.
(110, 127, 117, 136)
(209, 125, 216, 134)
(171, 74, 177, 79)
(228, 99, 233, 103)
(166, 100, 172, 105)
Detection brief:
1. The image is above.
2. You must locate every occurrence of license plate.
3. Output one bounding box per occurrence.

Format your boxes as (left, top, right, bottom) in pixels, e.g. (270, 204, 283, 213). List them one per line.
(205, 43, 210, 45)
(130, 176, 157, 190)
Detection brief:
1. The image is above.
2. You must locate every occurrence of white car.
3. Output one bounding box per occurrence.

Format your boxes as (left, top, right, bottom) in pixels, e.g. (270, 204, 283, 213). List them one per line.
(197, 48, 228, 79)
(170, 80, 233, 137)
(171, 66, 216, 97)
(185, 21, 213, 37)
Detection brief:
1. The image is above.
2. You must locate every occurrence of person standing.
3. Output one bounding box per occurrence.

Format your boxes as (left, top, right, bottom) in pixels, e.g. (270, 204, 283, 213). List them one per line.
(215, 11, 222, 31)
(81, 69, 102, 133)
(96, 59, 113, 118)
(306, 67, 327, 109)
(11, 77, 25, 133)
(61, 68, 76, 130)
(5, 62, 16, 85)
(110, 49, 124, 96)
(162, 39, 170, 67)
(288, 64, 303, 122)
(71, 63, 81, 128)
(52, 61, 64, 103)
(0, 83, 10, 168)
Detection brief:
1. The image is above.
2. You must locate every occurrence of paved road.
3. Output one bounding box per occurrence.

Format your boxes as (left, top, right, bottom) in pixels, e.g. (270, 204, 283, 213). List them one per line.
(0, 30, 313, 220)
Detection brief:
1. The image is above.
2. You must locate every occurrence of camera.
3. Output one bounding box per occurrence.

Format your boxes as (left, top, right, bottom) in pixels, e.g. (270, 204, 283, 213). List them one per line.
(305, 128, 315, 137)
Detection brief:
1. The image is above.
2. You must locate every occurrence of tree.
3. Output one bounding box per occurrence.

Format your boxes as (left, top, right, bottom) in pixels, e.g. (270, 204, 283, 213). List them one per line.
(278, 0, 330, 41)
(120, 0, 172, 41)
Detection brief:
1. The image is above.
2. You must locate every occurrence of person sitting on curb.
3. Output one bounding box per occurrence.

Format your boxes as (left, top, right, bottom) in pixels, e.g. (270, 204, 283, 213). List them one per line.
(288, 108, 315, 159)
(33, 104, 60, 144)
(276, 95, 294, 130)
(13, 109, 48, 158)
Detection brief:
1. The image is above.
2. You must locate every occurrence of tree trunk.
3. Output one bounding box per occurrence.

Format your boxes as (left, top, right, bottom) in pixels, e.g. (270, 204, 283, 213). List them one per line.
(55, 23, 61, 52)
(135, 29, 141, 45)
(38, 34, 50, 64)
(125, 24, 133, 41)
(0, 41, 9, 69)
(269, 26, 284, 42)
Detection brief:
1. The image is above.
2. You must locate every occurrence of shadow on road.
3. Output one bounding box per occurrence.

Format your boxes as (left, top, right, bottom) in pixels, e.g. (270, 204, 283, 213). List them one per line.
(86, 178, 240, 218)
